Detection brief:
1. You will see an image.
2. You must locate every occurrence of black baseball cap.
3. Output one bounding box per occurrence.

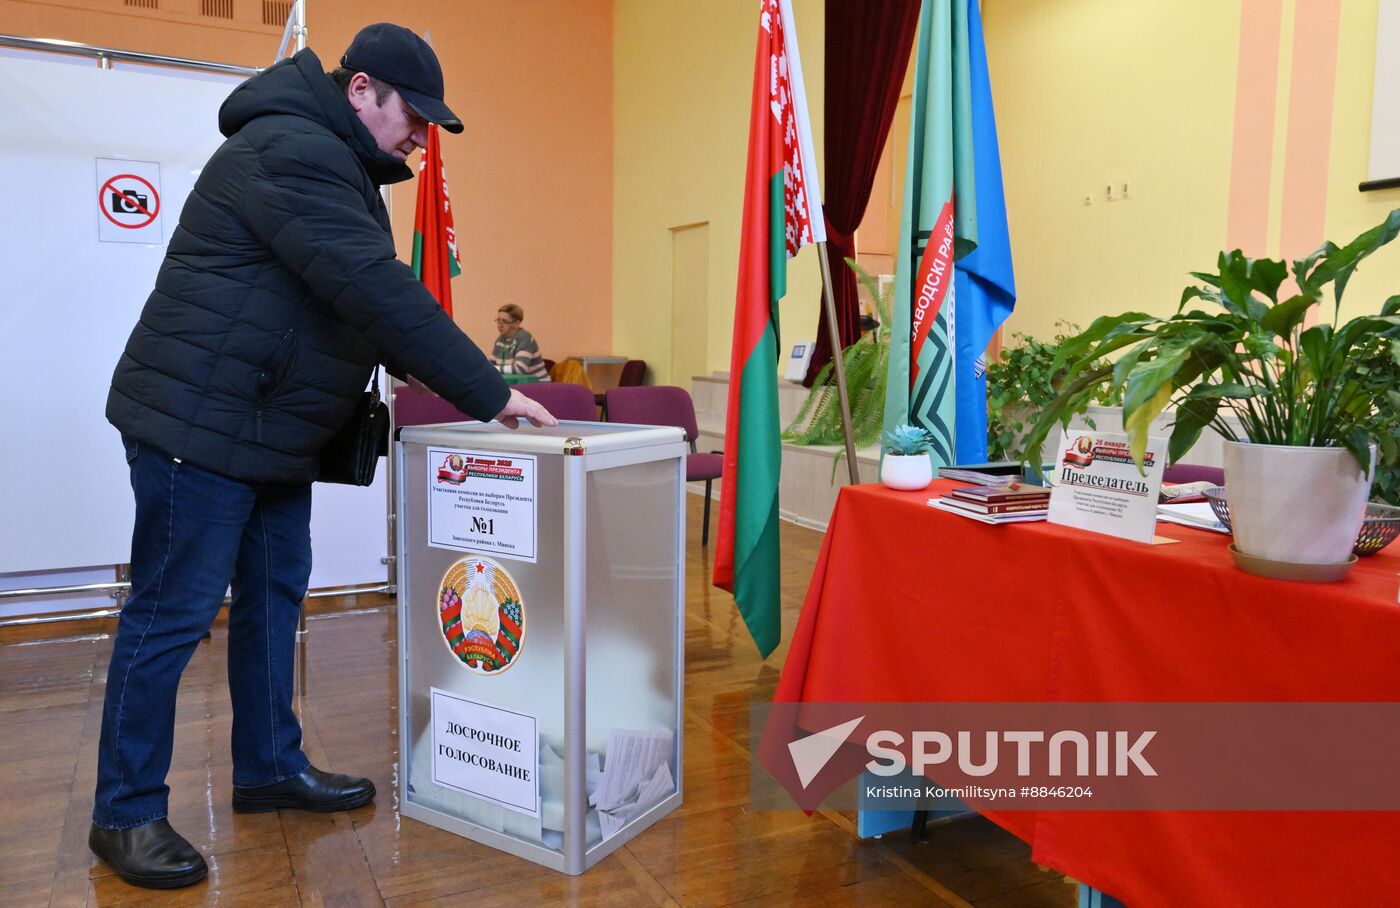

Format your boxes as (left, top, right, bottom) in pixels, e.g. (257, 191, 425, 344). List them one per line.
(341, 23, 464, 134)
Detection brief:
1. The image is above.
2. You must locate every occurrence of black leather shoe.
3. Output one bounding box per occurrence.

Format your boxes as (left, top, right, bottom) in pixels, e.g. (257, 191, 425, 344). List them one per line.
(232, 765, 376, 813)
(88, 819, 207, 889)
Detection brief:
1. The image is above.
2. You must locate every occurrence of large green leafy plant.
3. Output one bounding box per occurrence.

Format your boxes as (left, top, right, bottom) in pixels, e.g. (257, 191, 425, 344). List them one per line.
(1021, 210, 1400, 475)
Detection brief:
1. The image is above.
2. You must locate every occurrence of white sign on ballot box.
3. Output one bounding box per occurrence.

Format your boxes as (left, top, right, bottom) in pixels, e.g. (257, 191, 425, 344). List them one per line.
(427, 447, 538, 562)
(431, 688, 539, 817)
(1047, 431, 1167, 544)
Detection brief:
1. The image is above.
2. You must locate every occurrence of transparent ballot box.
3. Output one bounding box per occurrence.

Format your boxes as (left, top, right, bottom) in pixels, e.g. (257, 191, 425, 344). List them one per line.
(394, 422, 686, 874)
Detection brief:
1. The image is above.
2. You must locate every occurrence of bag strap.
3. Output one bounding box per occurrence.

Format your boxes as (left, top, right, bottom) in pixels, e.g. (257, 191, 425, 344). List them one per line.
(369, 364, 382, 406)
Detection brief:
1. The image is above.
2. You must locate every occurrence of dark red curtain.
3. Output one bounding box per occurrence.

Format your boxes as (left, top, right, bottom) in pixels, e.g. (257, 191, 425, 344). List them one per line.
(803, 0, 921, 386)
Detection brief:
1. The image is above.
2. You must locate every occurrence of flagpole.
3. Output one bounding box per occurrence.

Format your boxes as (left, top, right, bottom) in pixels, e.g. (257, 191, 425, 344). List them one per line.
(285, 0, 311, 714)
(816, 242, 862, 486)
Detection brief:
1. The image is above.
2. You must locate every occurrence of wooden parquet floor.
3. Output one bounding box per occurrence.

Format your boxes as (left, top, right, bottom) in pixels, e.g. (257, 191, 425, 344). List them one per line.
(0, 503, 1074, 907)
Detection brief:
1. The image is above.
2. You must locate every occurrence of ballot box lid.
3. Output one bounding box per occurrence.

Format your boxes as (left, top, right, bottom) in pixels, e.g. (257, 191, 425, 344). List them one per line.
(397, 421, 684, 457)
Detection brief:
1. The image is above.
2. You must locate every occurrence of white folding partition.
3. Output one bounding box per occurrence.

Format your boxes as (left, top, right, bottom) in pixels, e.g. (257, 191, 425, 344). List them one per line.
(0, 44, 387, 617)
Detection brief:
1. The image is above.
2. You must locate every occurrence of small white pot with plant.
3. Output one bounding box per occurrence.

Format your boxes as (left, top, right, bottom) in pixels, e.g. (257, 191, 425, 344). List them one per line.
(881, 425, 935, 491)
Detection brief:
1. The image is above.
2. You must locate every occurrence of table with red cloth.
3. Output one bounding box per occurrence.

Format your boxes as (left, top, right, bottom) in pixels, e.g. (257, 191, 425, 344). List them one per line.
(776, 480, 1400, 906)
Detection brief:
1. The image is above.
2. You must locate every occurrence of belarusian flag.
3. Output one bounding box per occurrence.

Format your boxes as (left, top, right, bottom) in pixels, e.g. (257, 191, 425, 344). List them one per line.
(713, 0, 825, 658)
(882, 0, 978, 466)
(411, 123, 460, 316)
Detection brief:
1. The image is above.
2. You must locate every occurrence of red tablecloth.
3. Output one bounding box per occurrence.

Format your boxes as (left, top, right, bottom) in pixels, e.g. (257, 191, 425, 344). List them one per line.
(776, 481, 1400, 906)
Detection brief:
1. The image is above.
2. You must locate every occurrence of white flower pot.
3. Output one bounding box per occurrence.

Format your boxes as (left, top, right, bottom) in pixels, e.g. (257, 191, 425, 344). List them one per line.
(1222, 440, 1374, 564)
(881, 453, 933, 491)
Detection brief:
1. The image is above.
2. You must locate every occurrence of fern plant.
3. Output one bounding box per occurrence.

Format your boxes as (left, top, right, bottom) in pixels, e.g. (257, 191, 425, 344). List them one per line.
(783, 259, 890, 449)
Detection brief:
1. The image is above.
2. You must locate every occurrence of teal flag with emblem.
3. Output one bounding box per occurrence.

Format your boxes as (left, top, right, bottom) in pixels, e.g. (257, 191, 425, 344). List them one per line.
(883, 0, 979, 465)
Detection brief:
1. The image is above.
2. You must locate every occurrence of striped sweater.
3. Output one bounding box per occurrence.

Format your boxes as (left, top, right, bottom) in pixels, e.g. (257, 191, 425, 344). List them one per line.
(491, 328, 551, 380)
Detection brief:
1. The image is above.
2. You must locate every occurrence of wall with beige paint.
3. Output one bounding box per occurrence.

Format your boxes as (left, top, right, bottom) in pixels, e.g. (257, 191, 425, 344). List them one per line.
(1328, 0, 1400, 321)
(11, 0, 1394, 382)
(615, 0, 1399, 387)
(975, 0, 1241, 343)
(611, 0, 825, 386)
(1, 0, 613, 359)
(974, 0, 1399, 345)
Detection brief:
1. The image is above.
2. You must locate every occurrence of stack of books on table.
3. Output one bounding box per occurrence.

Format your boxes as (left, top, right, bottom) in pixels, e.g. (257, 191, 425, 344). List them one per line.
(1158, 480, 1218, 504)
(1154, 501, 1229, 533)
(929, 483, 1051, 524)
(936, 461, 1028, 486)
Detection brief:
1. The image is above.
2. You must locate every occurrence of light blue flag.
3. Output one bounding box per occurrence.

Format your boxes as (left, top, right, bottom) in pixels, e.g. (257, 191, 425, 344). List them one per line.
(952, 0, 1016, 464)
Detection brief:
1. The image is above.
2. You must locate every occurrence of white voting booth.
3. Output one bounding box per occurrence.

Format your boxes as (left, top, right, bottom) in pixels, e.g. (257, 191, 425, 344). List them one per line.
(395, 421, 687, 873)
(0, 35, 388, 621)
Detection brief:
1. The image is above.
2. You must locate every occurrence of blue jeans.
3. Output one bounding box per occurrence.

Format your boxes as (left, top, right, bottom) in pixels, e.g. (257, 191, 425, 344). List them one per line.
(93, 439, 313, 829)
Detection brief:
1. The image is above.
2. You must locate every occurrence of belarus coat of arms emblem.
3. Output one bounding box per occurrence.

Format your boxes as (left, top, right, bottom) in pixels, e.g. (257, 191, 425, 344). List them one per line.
(1062, 435, 1096, 469)
(437, 556, 526, 674)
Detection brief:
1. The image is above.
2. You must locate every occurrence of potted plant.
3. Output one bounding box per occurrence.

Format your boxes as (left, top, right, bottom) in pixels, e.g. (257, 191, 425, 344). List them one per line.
(1021, 209, 1400, 567)
(986, 321, 1122, 462)
(1347, 333, 1400, 506)
(881, 424, 935, 490)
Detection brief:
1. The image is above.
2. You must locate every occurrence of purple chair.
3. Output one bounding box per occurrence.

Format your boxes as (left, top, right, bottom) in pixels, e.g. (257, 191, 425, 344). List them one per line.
(619, 359, 646, 387)
(517, 381, 598, 421)
(393, 384, 475, 430)
(597, 359, 648, 417)
(605, 385, 722, 545)
(1163, 463, 1225, 486)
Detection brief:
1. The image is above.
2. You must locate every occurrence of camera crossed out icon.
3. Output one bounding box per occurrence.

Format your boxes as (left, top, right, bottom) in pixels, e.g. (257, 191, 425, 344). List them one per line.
(111, 189, 149, 214)
(99, 173, 160, 229)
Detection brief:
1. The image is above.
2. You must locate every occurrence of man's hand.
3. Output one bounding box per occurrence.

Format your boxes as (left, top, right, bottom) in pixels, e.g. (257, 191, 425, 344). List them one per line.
(495, 388, 557, 429)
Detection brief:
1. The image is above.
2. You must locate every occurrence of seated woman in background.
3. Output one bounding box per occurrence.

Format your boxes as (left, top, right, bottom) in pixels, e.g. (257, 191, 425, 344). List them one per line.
(491, 304, 551, 381)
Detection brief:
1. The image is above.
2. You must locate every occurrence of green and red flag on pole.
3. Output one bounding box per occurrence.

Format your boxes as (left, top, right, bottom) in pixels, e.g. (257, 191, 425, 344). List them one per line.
(882, 0, 980, 466)
(713, 0, 825, 658)
(411, 123, 460, 316)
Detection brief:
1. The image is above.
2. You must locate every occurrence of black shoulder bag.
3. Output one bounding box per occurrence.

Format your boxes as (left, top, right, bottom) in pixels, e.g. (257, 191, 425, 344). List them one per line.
(318, 366, 390, 486)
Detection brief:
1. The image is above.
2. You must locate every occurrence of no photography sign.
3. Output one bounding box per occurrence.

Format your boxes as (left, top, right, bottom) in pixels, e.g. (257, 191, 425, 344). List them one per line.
(96, 158, 163, 244)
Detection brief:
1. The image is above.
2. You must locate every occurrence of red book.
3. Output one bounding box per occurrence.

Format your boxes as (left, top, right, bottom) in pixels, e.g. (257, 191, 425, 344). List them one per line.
(938, 496, 1049, 515)
(949, 484, 1050, 505)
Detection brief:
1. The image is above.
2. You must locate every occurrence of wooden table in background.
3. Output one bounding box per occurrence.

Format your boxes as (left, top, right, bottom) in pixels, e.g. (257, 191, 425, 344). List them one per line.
(567, 355, 627, 394)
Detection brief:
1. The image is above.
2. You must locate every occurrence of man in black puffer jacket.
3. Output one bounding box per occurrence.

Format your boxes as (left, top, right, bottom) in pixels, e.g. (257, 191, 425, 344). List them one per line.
(90, 24, 555, 889)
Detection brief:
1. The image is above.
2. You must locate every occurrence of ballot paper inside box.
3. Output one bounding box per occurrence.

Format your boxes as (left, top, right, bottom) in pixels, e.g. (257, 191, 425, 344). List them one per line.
(395, 423, 687, 875)
(590, 728, 676, 839)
